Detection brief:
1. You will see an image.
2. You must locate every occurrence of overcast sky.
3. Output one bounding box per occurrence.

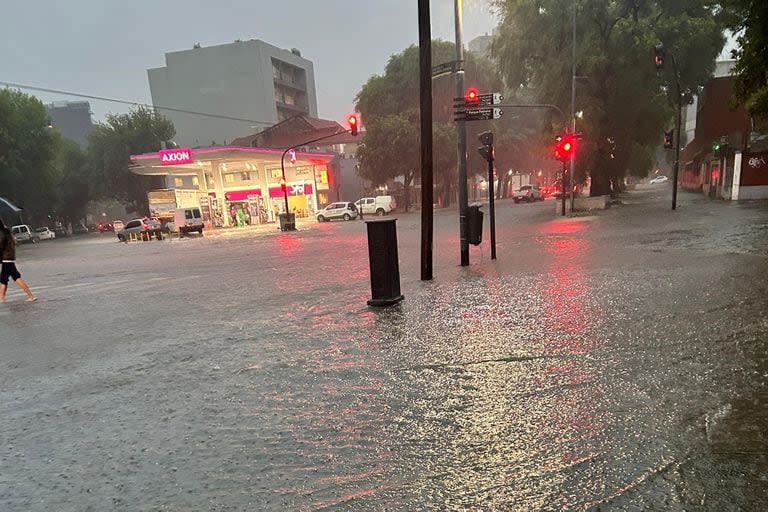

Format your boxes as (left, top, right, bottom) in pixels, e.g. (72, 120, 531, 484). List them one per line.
(0, 0, 497, 125)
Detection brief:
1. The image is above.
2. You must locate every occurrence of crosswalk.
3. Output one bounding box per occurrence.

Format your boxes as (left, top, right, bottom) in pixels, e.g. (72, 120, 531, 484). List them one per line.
(0, 275, 203, 307)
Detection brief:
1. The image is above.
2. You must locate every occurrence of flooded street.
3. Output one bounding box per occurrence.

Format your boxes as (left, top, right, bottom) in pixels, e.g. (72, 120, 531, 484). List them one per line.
(2, 187, 767, 510)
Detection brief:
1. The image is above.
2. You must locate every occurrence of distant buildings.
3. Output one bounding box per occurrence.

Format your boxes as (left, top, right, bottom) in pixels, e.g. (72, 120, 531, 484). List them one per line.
(45, 101, 94, 149)
(680, 60, 768, 200)
(147, 39, 318, 148)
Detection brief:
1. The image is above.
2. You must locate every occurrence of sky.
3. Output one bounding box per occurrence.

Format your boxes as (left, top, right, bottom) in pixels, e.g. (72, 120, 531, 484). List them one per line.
(0, 0, 498, 125)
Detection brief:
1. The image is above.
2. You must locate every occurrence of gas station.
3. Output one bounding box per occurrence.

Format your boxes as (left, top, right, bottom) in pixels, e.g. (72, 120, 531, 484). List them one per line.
(130, 146, 335, 228)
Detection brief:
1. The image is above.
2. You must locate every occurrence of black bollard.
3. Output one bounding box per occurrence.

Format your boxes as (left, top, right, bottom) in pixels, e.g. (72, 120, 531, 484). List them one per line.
(365, 218, 404, 307)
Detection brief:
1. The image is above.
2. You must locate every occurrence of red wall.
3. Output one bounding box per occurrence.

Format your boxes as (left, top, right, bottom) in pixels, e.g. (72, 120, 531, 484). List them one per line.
(741, 152, 768, 186)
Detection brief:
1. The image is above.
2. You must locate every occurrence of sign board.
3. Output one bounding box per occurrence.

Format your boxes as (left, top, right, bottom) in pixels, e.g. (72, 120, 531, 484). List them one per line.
(159, 148, 194, 166)
(457, 107, 503, 122)
(476, 93, 503, 106)
(431, 60, 463, 78)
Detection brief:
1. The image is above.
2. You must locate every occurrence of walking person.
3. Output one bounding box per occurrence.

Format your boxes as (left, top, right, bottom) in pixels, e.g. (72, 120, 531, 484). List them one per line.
(0, 220, 36, 303)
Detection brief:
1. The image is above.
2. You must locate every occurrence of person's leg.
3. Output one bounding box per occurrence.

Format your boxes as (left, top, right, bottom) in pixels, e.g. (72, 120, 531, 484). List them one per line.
(0, 283, 7, 303)
(0, 264, 8, 302)
(15, 278, 35, 301)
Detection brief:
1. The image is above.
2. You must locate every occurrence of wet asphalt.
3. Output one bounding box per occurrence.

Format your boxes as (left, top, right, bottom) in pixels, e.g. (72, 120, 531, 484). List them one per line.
(1, 185, 767, 511)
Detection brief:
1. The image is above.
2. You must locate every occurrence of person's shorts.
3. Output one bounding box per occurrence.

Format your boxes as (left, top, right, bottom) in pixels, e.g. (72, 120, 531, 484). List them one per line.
(0, 262, 21, 285)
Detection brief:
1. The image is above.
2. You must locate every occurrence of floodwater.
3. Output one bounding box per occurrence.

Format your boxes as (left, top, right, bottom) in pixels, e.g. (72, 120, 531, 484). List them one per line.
(1, 187, 767, 510)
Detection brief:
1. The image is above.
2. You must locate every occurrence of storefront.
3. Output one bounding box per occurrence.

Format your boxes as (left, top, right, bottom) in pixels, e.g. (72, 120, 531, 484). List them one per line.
(130, 146, 335, 227)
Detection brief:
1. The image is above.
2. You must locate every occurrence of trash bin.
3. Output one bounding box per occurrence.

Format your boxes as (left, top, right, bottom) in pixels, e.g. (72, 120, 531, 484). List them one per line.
(467, 204, 483, 245)
(365, 219, 404, 307)
(278, 213, 296, 231)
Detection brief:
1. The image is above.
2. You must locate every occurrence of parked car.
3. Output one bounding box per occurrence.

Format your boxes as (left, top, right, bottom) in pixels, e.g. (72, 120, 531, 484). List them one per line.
(165, 207, 204, 235)
(117, 218, 163, 242)
(11, 225, 39, 244)
(35, 227, 56, 240)
(316, 202, 358, 222)
(649, 175, 669, 184)
(513, 185, 543, 203)
(98, 222, 114, 232)
(354, 195, 397, 216)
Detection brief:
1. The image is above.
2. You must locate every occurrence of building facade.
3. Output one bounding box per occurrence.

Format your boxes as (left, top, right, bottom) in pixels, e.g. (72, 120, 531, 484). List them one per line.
(45, 101, 94, 149)
(148, 39, 318, 148)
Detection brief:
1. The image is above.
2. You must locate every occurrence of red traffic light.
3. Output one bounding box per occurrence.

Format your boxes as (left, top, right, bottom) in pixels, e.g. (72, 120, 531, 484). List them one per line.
(465, 87, 479, 103)
(348, 114, 358, 136)
(554, 134, 576, 161)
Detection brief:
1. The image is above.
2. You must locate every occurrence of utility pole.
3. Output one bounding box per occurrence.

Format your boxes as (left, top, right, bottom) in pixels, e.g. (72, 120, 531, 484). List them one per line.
(570, 0, 576, 212)
(671, 53, 682, 210)
(454, 0, 469, 266)
(418, 0, 434, 281)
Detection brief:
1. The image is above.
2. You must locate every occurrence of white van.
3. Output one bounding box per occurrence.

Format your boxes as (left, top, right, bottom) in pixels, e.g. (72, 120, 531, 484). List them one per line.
(355, 195, 397, 216)
(166, 207, 204, 234)
(11, 224, 39, 244)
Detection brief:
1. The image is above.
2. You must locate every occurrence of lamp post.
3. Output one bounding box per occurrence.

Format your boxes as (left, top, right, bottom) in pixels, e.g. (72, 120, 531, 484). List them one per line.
(279, 127, 354, 231)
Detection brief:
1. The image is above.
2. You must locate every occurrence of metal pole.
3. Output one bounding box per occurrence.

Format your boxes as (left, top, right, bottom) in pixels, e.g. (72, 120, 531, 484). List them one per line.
(561, 162, 567, 216)
(418, 0, 434, 281)
(670, 53, 681, 210)
(455, 0, 469, 266)
(570, 0, 576, 212)
(488, 153, 497, 259)
(280, 148, 290, 218)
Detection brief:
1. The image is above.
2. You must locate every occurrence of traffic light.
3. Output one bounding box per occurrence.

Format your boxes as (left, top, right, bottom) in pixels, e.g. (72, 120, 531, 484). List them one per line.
(348, 114, 358, 136)
(654, 43, 665, 70)
(554, 134, 576, 161)
(280, 176, 287, 192)
(477, 131, 494, 162)
(663, 130, 673, 149)
(465, 87, 479, 104)
(712, 141, 723, 156)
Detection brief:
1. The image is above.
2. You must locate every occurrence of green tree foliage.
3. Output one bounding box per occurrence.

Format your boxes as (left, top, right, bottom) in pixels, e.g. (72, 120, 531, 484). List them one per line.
(723, 0, 768, 122)
(54, 136, 90, 223)
(493, 0, 726, 195)
(87, 106, 175, 212)
(355, 40, 508, 209)
(0, 89, 58, 222)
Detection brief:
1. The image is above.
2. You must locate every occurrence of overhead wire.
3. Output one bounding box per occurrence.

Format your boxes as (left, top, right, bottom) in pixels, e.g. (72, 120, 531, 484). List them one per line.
(0, 80, 275, 126)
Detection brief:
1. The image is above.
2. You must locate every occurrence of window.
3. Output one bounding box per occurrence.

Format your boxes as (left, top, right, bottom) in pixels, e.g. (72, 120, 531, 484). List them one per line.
(240, 172, 251, 181)
(284, 93, 295, 105)
(270, 168, 282, 179)
(185, 209, 194, 220)
(192, 176, 199, 187)
(174, 177, 184, 188)
(224, 174, 235, 184)
(125, 221, 140, 229)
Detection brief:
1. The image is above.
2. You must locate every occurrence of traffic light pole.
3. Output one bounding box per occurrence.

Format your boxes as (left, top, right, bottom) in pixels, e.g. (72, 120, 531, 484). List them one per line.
(487, 152, 497, 260)
(670, 52, 682, 211)
(454, 0, 470, 267)
(561, 162, 567, 216)
(418, 0, 434, 281)
(280, 128, 351, 229)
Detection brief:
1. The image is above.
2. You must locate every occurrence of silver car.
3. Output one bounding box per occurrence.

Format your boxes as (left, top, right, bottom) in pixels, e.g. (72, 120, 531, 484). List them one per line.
(117, 218, 163, 242)
(316, 202, 358, 222)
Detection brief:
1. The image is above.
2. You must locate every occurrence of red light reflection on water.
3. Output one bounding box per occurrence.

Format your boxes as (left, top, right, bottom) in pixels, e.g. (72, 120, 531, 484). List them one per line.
(537, 219, 594, 353)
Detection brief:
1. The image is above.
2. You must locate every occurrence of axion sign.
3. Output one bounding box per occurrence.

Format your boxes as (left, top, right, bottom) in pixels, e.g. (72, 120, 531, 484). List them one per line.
(159, 148, 194, 166)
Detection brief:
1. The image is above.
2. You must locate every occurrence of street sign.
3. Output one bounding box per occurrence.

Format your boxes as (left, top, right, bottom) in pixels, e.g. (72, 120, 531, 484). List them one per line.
(455, 107, 503, 122)
(432, 60, 463, 78)
(476, 93, 503, 106)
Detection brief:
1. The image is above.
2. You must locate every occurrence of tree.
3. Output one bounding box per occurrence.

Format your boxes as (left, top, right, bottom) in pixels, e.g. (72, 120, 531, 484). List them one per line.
(493, 0, 727, 195)
(86, 107, 175, 212)
(723, 0, 768, 123)
(355, 40, 507, 209)
(54, 136, 90, 223)
(0, 89, 58, 222)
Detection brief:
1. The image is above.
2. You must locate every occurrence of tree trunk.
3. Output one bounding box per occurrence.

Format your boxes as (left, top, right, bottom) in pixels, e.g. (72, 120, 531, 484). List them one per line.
(590, 172, 612, 197)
